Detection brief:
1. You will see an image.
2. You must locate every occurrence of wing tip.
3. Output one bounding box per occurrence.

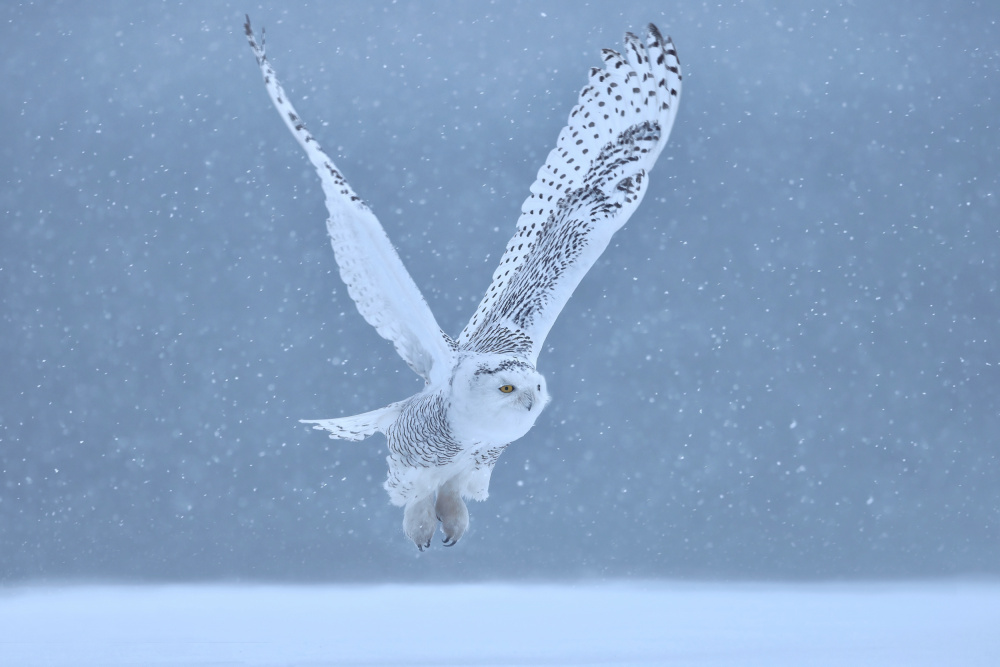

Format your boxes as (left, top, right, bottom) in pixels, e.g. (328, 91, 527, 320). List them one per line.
(645, 22, 681, 78)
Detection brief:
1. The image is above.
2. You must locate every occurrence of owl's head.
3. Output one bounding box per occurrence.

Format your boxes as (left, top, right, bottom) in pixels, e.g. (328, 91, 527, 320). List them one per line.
(448, 354, 550, 446)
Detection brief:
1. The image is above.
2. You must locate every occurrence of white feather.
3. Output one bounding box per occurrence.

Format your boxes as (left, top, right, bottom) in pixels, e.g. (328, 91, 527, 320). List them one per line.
(244, 18, 455, 385)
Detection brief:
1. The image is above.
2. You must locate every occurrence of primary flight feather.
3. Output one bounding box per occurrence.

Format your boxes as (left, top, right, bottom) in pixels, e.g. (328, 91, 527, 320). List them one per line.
(244, 17, 681, 549)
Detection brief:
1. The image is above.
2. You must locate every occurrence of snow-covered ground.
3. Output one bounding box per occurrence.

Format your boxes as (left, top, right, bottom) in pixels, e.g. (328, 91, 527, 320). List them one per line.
(0, 581, 996, 666)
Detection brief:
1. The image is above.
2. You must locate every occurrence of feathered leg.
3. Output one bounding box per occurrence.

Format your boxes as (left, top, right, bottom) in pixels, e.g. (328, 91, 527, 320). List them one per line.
(403, 494, 436, 551)
(435, 477, 470, 547)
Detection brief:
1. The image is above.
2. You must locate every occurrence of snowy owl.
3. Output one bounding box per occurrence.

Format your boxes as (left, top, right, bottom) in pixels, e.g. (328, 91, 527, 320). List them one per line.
(244, 17, 681, 549)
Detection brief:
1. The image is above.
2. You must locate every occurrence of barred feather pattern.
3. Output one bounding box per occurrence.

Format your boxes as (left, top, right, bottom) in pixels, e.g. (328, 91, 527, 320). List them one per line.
(459, 25, 681, 365)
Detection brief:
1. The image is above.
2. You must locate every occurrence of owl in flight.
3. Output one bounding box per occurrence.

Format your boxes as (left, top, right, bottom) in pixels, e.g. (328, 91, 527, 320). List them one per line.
(244, 17, 681, 549)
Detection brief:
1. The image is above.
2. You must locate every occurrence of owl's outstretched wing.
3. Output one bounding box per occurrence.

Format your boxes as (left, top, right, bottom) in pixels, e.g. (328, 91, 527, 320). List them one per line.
(458, 25, 681, 365)
(245, 17, 455, 384)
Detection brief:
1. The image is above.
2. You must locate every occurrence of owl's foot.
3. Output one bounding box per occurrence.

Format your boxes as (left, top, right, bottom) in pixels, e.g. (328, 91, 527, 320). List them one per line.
(435, 482, 469, 547)
(403, 495, 437, 550)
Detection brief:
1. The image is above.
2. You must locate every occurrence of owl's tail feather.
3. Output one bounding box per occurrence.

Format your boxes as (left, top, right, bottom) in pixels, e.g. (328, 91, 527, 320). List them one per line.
(301, 402, 402, 441)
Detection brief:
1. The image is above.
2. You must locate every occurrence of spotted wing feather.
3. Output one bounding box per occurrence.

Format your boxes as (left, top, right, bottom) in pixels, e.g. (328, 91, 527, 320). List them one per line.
(245, 17, 455, 384)
(458, 25, 681, 364)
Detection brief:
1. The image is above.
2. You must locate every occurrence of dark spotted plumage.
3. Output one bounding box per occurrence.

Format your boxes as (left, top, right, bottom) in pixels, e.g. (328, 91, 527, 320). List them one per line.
(458, 25, 681, 364)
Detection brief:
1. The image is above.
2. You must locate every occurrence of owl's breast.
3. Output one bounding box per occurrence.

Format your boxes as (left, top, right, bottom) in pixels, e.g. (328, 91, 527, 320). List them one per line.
(385, 391, 465, 468)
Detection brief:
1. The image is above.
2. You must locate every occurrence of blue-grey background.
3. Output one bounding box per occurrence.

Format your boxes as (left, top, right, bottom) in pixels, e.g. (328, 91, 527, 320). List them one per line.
(2, 0, 997, 582)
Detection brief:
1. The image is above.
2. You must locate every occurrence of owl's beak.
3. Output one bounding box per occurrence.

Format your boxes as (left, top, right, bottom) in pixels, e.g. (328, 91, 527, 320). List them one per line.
(520, 391, 535, 411)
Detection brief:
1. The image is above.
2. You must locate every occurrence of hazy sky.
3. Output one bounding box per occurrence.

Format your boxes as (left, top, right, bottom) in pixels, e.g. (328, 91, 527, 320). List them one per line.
(2, 0, 997, 581)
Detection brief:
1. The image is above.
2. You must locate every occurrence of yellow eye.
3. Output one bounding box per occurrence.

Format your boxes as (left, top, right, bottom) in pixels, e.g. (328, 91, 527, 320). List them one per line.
(499, 384, 515, 394)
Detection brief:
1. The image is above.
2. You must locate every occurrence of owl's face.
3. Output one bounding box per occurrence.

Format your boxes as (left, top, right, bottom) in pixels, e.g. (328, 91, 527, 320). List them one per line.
(448, 355, 550, 446)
